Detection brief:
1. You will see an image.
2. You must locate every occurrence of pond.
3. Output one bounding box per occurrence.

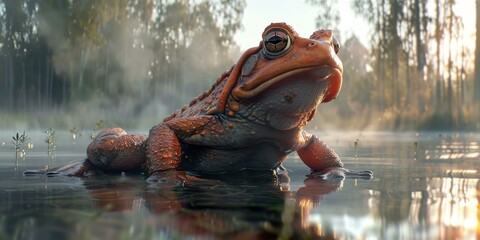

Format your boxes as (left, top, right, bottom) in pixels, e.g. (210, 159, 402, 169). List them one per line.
(0, 130, 478, 239)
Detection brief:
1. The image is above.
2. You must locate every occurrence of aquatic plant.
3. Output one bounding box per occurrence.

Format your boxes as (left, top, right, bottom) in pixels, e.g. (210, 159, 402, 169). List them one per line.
(91, 120, 106, 139)
(70, 127, 82, 140)
(354, 139, 360, 157)
(43, 128, 56, 155)
(95, 120, 106, 129)
(12, 131, 27, 150)
(413, 141, 418, 159)
(11, 131, 29, 168)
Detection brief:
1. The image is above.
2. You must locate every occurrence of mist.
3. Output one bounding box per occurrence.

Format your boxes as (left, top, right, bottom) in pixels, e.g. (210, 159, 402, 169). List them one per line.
(0, 0, 478, 131)
(0, 0, 245, 130)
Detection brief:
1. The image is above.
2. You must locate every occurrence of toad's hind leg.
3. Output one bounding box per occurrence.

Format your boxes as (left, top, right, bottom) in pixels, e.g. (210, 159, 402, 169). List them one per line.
(24, 128, 148, 177)
(86, 128, 147, 172)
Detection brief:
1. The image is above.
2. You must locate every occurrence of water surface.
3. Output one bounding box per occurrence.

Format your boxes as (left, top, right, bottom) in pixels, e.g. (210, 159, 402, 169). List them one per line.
(0, 131, 479, 239)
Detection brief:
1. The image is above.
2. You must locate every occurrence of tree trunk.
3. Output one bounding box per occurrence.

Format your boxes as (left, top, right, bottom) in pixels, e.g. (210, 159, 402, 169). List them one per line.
(434, 0, 443, 109)
(414, 0, 426, 75)
(389, 0, 400, 128)
(474, 0, 480, 110)
(414, 0, 426, 113)
(377, 0, 386, 113)
(446, 0, 454, 128)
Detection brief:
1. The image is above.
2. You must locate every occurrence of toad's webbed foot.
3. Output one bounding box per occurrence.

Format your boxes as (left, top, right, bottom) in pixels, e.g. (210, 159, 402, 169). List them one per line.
(24, 160, 101, 177)
(146, 169, 208, 186)
(309, 167, 373, 181)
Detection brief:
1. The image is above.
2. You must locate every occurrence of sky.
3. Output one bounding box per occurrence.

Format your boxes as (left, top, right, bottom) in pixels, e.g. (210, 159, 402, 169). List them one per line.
(235, 0, 368, 51)
(235, 0, 476, 52)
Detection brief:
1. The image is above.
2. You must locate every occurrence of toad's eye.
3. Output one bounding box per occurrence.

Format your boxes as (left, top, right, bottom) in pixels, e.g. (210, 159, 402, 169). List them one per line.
(332, 36, 340, 54)
(263, 29, 292, 57)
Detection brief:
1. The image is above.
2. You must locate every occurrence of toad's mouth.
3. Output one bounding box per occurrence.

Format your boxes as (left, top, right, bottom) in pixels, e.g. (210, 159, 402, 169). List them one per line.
(233, 65, 342, 103)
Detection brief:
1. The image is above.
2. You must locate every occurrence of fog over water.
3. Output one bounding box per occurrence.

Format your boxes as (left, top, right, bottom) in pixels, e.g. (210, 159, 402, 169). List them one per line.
(0, 0, 478, 131)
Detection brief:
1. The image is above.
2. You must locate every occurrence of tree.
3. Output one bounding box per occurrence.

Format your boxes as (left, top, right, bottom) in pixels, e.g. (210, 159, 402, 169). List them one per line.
(474, 0, 480, 107)
(311, 0, 475, 129)
(0, 0, 246, 128)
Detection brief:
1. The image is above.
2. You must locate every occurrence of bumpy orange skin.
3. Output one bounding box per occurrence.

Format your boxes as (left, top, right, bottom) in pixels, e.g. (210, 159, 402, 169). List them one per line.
(297, 136, 343, 171)
(86, 128, 147, 172)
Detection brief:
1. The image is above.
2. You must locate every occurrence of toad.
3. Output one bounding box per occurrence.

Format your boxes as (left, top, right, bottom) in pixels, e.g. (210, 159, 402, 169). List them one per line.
(25, 23, 372, 184)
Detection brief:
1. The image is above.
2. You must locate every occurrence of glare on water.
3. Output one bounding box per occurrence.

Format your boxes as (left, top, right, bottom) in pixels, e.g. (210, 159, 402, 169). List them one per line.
(0, 130, 479, 239)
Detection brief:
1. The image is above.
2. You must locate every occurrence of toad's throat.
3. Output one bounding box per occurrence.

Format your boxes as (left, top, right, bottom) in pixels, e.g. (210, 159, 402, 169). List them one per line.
(233, 66, 341, 100)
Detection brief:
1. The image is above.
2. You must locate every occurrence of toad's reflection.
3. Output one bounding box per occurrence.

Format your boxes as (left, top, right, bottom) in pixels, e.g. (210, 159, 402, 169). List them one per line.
(82, 170, 342, 239)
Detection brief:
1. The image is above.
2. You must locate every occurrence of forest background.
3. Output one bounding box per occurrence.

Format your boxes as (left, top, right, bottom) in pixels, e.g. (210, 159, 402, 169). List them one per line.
(0, 0, 478, 131)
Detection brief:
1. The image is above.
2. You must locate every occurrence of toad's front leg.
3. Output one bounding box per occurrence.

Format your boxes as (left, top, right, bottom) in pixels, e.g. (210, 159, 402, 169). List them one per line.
(297, 132, 373, 180)
(145, 123, 202, 185)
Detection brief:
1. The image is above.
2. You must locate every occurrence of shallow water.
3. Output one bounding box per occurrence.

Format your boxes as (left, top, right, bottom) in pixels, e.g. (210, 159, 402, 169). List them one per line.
(0, 130, 479, 240)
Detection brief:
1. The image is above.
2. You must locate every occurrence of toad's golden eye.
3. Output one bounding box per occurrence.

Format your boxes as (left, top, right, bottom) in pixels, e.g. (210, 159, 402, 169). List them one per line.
(263, 29, 292, 57)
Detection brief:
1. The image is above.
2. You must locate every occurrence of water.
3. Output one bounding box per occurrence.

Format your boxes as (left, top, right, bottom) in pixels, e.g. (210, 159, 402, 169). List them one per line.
(0, 131, 479, 240)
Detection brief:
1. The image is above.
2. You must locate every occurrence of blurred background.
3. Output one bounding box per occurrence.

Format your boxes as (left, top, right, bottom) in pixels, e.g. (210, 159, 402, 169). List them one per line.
(0, 0, 478, 131)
